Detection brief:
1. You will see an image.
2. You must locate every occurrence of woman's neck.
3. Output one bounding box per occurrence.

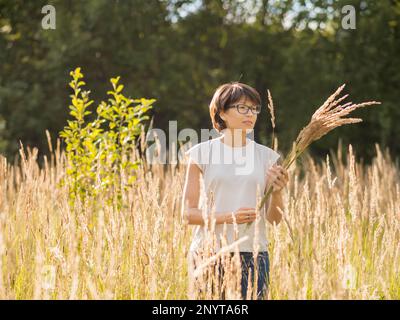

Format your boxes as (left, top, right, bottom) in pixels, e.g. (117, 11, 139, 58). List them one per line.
(221, 129, 248, 147)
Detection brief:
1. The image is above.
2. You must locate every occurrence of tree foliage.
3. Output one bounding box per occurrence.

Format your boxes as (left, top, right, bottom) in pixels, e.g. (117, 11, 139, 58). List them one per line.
(0, 0, 399, 162)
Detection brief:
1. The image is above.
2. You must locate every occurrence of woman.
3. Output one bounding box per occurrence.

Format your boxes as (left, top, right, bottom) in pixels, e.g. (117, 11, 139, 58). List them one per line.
(182, 82, 289, 300)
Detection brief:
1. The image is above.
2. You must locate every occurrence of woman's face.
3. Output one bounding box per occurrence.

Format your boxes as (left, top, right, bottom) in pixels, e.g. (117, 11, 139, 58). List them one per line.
(219, 97, 258, 131)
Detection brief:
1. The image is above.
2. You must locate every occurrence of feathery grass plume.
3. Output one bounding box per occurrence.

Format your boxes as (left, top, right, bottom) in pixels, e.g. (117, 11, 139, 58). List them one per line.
(267, 89, 276, 151)
(258, 84, 381, 209)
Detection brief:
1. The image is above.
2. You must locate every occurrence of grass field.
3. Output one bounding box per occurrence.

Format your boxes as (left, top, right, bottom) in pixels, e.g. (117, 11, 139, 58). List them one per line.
(0, 139, 399, 299)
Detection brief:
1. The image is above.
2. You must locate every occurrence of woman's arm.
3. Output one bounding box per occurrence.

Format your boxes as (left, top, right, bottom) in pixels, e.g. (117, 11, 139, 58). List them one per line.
(263, 164, 289, 225)
(264, 191, 283, 225)
(181, 161, 230, 226)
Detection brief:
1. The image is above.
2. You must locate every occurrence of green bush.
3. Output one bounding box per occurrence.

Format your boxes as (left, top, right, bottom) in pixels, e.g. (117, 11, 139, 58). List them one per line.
(59, 67, 155, 208)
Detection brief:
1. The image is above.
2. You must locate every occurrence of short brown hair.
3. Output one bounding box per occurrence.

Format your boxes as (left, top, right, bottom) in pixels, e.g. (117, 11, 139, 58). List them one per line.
(209, 82, 261, 132)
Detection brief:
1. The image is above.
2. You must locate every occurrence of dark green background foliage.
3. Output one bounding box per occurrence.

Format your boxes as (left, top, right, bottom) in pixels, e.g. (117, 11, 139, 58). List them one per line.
(0, 0, 399, 163)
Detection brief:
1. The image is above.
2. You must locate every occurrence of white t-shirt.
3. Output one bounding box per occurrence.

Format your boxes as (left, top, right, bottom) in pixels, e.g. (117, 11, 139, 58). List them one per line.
(184, 136, 280, 253)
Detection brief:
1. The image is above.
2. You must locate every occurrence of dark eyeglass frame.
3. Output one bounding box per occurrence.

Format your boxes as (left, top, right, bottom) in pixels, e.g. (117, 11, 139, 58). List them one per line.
(227, 103, 262, 115)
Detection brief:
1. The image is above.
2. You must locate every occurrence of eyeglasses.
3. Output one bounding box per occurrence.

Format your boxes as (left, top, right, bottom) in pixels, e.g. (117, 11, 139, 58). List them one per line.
(227, 103, 261, 115)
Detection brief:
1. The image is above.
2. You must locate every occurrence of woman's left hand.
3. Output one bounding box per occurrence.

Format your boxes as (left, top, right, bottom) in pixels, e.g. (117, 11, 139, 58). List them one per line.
(266, 165, 289, 194)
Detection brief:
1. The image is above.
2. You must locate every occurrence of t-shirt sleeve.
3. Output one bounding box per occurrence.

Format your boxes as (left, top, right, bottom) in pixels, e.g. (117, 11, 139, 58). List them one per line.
(261, 147, 281, 200)
(184, 142, 209, 173)
(262, 146, 281, 170)
(266, 148, 281, 168)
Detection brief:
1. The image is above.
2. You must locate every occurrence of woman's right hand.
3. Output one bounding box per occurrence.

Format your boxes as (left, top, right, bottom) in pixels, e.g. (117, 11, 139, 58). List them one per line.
(225, 207, 257, 224)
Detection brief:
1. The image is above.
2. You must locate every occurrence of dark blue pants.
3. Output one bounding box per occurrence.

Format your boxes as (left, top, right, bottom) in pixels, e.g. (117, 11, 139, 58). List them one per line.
(189, 251, 270, 299)
(236, 251, 270, 300)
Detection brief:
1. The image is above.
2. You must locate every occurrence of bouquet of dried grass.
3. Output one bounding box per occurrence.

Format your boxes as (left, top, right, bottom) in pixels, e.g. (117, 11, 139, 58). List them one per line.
(258, 84, 381, 209)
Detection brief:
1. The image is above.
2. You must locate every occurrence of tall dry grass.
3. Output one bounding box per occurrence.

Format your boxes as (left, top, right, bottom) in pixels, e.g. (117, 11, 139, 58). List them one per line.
(0, 136, 399, 299)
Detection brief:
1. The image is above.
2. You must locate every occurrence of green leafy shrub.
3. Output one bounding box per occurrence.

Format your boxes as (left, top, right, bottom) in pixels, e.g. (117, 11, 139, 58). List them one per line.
(59, 67, 154, 208)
